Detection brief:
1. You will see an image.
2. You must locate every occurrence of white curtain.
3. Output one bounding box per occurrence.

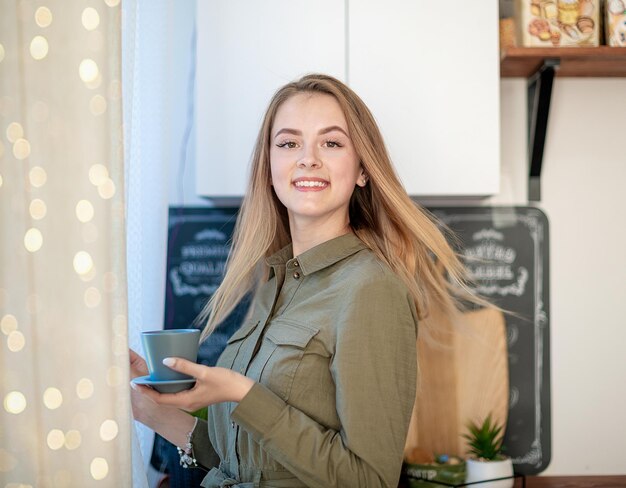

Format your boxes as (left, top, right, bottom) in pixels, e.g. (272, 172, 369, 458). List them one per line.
(0, 1, 131, 486)
(122, 0, 171, 484)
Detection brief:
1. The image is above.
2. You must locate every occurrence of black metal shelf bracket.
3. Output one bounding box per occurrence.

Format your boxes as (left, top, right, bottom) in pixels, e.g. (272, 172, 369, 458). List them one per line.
(527, 58, 560, 201)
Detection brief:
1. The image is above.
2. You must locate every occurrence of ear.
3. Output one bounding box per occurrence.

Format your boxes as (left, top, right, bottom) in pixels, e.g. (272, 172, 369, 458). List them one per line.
(356, 168, 368, 188)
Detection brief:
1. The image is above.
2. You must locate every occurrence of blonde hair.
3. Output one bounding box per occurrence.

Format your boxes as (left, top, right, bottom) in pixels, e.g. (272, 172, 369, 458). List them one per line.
(199, 73, 479, 341)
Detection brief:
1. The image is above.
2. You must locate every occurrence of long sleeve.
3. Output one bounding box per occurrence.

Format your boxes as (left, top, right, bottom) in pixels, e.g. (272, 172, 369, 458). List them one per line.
(231, 275, 418, 487)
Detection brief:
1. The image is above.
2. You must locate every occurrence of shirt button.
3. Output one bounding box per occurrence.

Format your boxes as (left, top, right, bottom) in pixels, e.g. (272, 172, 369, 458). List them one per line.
(293, 271, 300, 279)
(293, 260, 299, 267)
(231, 421, 236, 429)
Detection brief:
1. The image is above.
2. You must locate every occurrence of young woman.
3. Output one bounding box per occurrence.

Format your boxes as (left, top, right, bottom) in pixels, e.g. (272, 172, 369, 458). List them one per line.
(131, 74, 473, 487)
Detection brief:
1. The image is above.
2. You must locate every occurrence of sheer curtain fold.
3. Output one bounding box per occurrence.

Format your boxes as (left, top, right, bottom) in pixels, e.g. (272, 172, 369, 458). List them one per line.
(0, 1, 131, 486)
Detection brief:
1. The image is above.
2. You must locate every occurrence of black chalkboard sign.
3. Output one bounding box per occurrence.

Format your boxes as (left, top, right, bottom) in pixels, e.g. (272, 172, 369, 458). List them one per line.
(429, 206, 551, 475)
(164, 206, 249, 366)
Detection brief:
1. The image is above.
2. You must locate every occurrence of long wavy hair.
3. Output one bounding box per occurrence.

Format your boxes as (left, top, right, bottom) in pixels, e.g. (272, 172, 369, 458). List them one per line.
(199, 73, 480, 340)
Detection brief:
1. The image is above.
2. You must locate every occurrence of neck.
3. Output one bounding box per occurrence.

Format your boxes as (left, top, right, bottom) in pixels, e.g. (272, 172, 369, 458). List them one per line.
(290, 218, 352, 256)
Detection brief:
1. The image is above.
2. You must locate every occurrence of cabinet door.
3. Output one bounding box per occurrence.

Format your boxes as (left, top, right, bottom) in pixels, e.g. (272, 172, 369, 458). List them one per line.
(349, 0, 500, 196)
(196, 0, 346, 197)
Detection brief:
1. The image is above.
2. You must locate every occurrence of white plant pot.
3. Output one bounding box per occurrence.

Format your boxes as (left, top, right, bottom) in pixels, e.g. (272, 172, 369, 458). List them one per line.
(465, 457, 514, 488)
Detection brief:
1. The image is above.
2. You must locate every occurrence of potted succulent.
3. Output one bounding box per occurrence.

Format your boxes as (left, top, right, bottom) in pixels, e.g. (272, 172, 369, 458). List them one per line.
(462, 414, 514, 488)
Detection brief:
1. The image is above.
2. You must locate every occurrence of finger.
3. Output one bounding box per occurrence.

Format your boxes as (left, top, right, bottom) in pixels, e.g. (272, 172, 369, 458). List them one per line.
(129, 348, 144, 364)
(162, 357, 204, 378)
(130, 383, 158, 401)
(132, 381, 197, 410)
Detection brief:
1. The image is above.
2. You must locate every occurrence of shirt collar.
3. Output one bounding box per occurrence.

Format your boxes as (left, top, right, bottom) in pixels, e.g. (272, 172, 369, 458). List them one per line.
(265, 233, 367, 276)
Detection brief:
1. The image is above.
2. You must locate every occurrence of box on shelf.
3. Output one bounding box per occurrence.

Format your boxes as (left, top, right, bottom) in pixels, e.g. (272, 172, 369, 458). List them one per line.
(515, 0, 600, 47)
(605, 0, 626, 45)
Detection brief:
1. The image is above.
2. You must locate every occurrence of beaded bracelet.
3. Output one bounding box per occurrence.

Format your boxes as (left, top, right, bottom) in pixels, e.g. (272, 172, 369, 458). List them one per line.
(177, 417, 199, 469)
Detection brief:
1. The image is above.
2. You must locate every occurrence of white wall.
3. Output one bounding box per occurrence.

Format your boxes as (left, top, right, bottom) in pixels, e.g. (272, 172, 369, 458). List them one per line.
(499, 78, 626, 475)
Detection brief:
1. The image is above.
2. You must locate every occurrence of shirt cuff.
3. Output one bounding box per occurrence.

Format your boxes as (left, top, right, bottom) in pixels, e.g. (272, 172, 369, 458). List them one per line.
(231, 382, 286, 439)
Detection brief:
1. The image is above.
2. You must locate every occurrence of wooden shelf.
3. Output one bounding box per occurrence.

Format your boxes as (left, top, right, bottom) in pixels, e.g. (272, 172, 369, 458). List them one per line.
(501, 47, 626, 77)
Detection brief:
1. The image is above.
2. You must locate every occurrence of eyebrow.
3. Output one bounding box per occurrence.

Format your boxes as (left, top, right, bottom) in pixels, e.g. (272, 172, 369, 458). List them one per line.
(273, 125, 349, 139)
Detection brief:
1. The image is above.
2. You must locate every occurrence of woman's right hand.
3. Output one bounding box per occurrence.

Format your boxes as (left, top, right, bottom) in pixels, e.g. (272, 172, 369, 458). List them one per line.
(129, 348, 155, 423)
(129, 348, 149, 379)
(128, 348, 198, 446)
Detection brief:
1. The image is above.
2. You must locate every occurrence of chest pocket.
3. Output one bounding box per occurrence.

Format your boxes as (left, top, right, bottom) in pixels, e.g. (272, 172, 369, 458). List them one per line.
(216, 319, 260, 370)
(258, 319, 319, 401)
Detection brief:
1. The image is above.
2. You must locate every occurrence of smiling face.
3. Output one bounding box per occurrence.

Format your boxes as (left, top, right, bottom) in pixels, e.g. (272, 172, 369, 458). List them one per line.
(269, 92, 366, 240)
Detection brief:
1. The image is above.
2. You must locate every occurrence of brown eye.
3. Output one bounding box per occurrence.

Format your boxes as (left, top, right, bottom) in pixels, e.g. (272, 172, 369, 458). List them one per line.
(277, 141, 297, 149)
(324, 140, 342, 148)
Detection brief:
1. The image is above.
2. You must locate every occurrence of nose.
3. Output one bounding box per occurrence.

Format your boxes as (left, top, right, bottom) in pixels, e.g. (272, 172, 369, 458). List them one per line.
(297, 145, 321, 169)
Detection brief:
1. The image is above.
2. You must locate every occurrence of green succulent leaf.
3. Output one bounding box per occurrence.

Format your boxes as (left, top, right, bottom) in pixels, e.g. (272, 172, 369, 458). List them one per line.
(462, 413, 505, 461)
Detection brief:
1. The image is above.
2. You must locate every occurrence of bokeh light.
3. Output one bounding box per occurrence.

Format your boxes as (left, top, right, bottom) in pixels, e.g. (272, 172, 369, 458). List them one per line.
(47, 429, 64, 450)
(29, 199, 47, 220)
(0, 44, 5, 63)
(43, 387, 63, 410)
(106, 366, 123, 387)
(30, 36, 49, 60)
(1, 314, 18, 335)
(88, 164, 108, 186)
(13, 138, 31, 160)
(97, 179, 116, 199)
(104, 0, 121, 6)
(76, 378, 94, 399)
(79, 59, 99, 83)
(29, 166, 47, 187)
(82, 8, 100, 30)
(35, 6, 53, 27)
(6, 122, 23, 142)
(24, 228, 43, 252)
(90, 457, 109, 481)
(84, 287, 101, 308)
(73, 251, 94, 275)
(4, 391, 27, 414)
(99, 419, 118, 441)
(89, 94, 107, 115)
(64, 430, 81, 450)
(7, 330, 25, 352)
(76, 199, 94, 222)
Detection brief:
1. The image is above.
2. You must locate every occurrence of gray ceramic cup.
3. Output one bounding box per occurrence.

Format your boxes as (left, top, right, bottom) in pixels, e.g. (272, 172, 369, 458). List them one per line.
(141, 329, 201, 381)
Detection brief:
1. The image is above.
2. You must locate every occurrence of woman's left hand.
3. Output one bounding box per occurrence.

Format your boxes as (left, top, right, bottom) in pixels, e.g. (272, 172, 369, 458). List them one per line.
(132, 358, 255, 412)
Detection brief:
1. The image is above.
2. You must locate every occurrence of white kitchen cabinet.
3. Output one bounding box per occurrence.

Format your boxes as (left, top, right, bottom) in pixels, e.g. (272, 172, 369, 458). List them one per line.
(349, 0, 500, 196)
(195, 0, 347, 197)
(196, 0, 500, 197)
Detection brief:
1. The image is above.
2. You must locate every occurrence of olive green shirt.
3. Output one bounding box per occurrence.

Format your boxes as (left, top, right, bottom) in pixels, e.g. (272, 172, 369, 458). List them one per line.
(192, 233, 418, 487)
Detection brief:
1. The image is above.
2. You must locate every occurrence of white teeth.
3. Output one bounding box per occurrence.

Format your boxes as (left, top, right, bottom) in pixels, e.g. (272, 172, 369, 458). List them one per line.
(294, 181, 327, 188)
